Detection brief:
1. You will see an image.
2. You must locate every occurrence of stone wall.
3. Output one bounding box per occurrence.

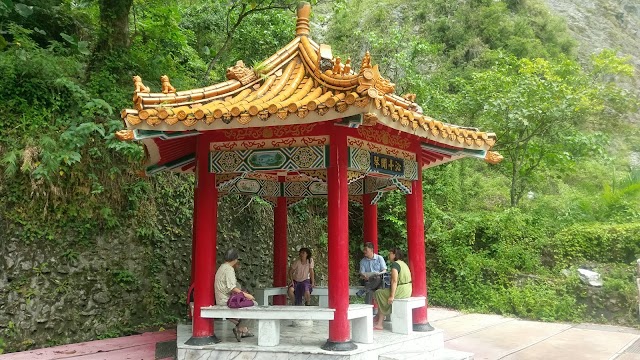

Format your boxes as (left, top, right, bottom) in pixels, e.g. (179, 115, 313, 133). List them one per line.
(0, 194, 337, 353)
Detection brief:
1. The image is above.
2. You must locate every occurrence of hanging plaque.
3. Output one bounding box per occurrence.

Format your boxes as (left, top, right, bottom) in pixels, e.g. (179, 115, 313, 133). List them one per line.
(370, 153, 404, 176)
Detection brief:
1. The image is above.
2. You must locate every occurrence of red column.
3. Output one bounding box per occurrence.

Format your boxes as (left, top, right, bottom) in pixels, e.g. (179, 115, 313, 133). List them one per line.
(273, 195, 288, 305)
(187, 187, 198, 313)
(186, 134, 221, 345)
(322, 129, 357, 351)
(405, 157, 434, 332)
(363, 193, 378, 253)
(190, 189, 198, 287)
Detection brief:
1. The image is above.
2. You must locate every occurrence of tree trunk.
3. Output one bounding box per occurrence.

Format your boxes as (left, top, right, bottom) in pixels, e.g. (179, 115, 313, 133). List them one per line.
(87, 0, 133, 76)
(510, 161, 518, 207)
(95, 0, 133, 54)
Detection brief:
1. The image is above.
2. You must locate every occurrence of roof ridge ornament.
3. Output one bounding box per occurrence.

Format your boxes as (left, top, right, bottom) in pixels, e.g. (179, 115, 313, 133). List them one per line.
(226, 60, 259, 85)
(160, 75, 176, 94)
(133, 75, 150, 93)
(484, 151, 504, 164)
(356, 52, 395, 98)
(296, 2, 311, 37)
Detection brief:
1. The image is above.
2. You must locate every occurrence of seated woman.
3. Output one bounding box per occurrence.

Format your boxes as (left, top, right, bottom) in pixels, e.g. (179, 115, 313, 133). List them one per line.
(373, 247, 412, 330)
(287, 247, 315, 305)
(214, 248, 256, 341)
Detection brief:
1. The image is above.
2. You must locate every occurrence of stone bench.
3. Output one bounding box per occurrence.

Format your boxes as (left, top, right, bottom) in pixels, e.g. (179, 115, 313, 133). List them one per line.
(347, 303, 374, 344)
(200, 304, 372, 346)
(390, 296, 426, 335)
(255, 286, 364, 307)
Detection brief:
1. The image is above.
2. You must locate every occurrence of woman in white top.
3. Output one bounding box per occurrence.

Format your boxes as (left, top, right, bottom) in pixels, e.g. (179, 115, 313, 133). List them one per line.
(214, 249, 256, 341)
(287, 247, 315, 305)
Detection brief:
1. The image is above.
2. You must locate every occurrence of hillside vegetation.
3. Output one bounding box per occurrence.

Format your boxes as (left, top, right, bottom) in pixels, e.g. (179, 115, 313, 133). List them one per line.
(0, 0, 639, 353)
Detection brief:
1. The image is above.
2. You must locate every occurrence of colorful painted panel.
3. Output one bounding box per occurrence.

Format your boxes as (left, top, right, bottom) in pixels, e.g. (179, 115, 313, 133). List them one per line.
(209, 135, 329, 152)
(284, 181, 326, 197)
(221, 178, 280, 197)
(364, 177, 396, 194)
(210, 145, 328, 173)
(281, 179, 365, 196)
(347, 137, 415, 160)
(247, 150, 287, 169)
(348, 178, 364, 195)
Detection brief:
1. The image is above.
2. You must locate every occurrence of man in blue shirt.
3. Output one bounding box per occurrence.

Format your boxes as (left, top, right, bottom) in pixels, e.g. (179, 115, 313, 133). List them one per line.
(358, 242, 387, 305)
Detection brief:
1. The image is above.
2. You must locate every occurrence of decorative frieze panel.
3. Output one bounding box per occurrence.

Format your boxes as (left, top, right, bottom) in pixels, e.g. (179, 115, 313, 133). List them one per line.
(356, 127, 412, 150)
(221, 178, 280, 197)
(348, 178, 364, 195)
(347, 137, 415, 160)
(210, 145, 328, 173)
(221, 124, 319, 141)
(364, 176, 396, 194)
(284, 181, 327, 197)
(210, 135, 328, 152)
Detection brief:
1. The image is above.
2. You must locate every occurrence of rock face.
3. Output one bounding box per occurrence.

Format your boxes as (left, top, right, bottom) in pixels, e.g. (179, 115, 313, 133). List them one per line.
(0, 195, 332, 353)
(545, 0, 640, 120)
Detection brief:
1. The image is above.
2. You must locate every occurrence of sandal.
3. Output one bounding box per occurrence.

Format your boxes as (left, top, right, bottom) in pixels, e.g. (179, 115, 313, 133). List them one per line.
(232, 327, 242, 342)
(241, 332, 255, 338)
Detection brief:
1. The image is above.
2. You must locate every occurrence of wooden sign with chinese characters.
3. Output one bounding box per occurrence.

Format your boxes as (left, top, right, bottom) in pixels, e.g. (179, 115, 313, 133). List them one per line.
(370, 153, 404, 176)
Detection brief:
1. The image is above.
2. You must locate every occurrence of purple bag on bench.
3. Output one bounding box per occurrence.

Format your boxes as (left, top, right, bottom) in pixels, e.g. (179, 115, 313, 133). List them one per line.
(227, 292, 254, 308)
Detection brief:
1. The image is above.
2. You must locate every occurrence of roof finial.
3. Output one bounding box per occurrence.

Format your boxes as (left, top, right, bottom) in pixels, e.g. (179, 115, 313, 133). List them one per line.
(296, 2, 311, 37)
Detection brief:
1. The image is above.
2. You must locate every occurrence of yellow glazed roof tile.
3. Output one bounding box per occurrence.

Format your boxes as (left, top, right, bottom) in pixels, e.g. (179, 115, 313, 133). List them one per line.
(120, 2, 497, 152)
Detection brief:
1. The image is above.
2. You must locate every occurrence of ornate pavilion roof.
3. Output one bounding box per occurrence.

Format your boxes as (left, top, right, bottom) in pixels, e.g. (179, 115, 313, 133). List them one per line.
(117, 2, 502, 175)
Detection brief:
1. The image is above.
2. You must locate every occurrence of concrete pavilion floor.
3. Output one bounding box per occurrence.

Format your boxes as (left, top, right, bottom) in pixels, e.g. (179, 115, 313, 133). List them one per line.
(177, 318, 462, 360)
(3, 307, 640, 359)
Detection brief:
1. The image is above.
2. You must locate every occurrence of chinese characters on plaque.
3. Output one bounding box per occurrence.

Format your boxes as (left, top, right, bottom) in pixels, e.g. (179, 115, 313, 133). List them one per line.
(370, 153, 404, 176)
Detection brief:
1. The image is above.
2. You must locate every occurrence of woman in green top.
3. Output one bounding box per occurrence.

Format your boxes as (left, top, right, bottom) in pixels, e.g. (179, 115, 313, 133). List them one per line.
(373, 247, 412, 330)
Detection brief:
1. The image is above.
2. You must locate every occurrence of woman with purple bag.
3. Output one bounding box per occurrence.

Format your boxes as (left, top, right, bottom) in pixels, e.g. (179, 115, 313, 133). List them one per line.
(214, 248, 256, 341)
(287, 247, 316, 306)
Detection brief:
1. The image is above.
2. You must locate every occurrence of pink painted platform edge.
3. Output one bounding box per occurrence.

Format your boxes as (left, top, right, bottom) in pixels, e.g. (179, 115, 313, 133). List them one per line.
(0, 329, 176, 360)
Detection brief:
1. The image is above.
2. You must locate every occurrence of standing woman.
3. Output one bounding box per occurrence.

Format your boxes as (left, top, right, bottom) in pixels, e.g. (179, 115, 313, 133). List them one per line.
(287, 247, 315, 305)
(373, 247, 412, 330)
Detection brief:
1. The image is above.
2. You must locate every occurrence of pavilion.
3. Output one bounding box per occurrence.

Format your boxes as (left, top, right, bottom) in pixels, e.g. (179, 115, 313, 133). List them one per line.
(116, 2, 502, 352)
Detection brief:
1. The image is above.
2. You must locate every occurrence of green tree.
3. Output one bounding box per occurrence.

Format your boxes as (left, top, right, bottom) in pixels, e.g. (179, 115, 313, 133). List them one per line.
(457, 52, 636, 206)
(199, 0, 304, 81)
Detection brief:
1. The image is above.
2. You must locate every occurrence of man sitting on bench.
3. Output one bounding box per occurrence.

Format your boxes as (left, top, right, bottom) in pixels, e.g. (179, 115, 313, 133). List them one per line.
(357, 242, 387, 306)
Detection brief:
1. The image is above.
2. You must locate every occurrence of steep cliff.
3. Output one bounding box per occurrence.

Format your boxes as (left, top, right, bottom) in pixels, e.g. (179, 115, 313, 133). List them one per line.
(545, 0, 639, 121)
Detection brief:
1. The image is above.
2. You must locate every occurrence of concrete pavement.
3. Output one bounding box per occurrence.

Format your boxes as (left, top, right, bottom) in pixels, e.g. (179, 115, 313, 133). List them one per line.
(429, 307, 640, 360)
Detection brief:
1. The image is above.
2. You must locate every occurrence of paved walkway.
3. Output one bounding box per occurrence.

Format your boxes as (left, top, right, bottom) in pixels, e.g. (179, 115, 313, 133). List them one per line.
(1, 308, 639, 359)
(430, 307, 640, 360)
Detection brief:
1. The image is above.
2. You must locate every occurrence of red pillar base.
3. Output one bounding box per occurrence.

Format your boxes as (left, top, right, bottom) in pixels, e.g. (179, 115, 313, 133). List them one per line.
(185, 335, 221, 346)
(321, 340, 357, 351)
(413, 323, 435, 332)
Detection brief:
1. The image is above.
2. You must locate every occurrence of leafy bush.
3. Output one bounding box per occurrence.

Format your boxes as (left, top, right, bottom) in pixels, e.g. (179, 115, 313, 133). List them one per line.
(550, 223, 640, 267)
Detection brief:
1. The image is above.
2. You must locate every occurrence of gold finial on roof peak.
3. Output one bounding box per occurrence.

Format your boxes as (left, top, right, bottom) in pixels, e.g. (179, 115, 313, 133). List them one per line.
(296, 2, 311, 37)
(361, 51, 372, 70)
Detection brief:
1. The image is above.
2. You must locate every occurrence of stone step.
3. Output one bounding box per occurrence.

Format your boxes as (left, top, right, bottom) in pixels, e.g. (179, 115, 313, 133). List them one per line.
(379, 348, 473, 360)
